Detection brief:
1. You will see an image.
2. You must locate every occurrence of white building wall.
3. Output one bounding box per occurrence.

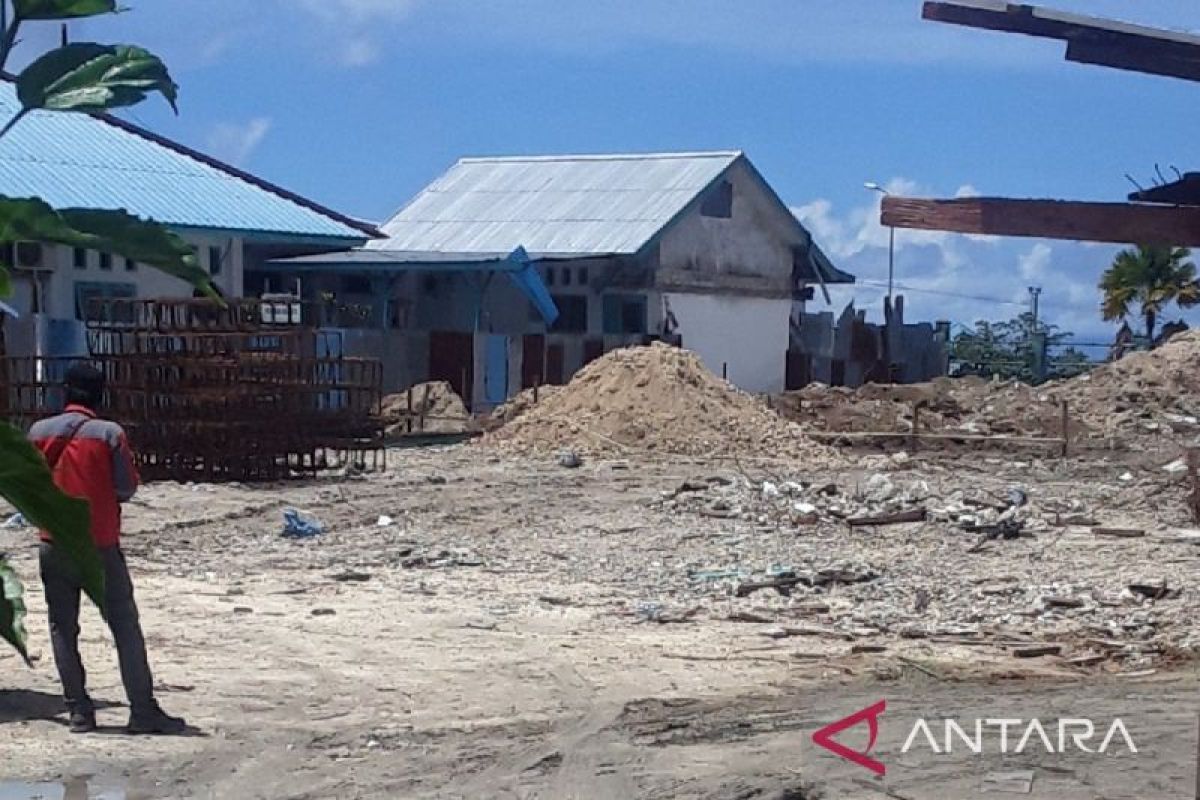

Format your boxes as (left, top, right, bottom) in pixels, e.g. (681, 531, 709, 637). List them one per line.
(666, 292, 790, 394)
(11, 233, 243, 320)
(2, 233, 245, 359)
(655, 159, 800, 297)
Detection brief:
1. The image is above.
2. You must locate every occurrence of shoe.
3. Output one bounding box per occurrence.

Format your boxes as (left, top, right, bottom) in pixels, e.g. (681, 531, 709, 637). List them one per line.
(127, 703, 187, 735)
(68, 710, 96, 734)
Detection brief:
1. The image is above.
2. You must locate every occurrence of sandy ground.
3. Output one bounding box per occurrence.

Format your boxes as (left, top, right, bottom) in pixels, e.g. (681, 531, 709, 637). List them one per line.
(2, 444, 1199, 799)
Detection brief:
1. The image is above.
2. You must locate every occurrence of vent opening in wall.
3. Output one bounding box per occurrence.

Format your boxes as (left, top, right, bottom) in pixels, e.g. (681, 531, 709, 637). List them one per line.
(700, 180, 733, 219)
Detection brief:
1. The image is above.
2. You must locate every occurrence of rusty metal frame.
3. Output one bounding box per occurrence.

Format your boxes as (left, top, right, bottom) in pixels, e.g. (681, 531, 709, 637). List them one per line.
(2, 298, 386, 483)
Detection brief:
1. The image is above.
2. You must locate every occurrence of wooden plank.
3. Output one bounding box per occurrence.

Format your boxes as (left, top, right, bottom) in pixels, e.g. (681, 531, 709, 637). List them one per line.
(1012, 643, 1063, 658)
(922, 2, 1200, 83)
(923, 2, 1200, 50)
(881, 196, 1200, 247)
(806, 430, 1064, 444)
(848, 508, 927, 528)
(1092, 527, 1146, 539)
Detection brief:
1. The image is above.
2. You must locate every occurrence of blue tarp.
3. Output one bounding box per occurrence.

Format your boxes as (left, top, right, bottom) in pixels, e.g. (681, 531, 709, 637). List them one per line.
(507, 263, 559, 326)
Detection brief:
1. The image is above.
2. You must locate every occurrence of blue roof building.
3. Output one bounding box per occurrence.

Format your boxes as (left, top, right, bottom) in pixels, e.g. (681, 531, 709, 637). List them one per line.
(0, 79, 374, 356)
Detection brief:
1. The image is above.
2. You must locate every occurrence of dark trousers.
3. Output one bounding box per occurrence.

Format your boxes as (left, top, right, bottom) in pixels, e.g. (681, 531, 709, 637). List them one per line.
(38, 542, 156, 717)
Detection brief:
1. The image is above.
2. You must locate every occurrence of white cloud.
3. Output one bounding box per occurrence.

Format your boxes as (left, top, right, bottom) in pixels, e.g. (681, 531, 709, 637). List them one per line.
(293, 0, 422, 66)
(1019, 243, 1053, 281)
(205, 118, 272, 167)
(791, 177, 1144, 351)
(794, 177, 992, 268)
(342, 38, 381, 67)
(423, 0, 1200, 71)
(296, 0, 419, 23)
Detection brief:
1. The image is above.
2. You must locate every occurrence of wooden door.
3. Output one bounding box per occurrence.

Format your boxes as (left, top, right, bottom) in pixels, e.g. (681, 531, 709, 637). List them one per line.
(521, 334, 544, 389)
(545, 342, 565, 386)
(429, 331, 474, 407)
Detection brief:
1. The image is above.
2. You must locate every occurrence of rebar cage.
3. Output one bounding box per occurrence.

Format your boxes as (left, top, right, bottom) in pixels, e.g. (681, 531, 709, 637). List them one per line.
(1, 298, 386, 482)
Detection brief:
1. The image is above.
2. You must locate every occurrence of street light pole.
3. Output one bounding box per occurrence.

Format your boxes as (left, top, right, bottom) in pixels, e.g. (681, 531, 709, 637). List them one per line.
(887, 224, 895, 303)
(865, 182, 895, 304)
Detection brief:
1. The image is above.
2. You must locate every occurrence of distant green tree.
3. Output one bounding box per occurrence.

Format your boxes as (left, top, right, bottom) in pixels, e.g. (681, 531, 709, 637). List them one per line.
(950, 312, 1087, 383)
(1100, 245, 1200, 342)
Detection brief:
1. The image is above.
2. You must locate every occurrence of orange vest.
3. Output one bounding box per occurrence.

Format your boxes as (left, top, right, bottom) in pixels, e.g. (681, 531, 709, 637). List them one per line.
(28, 405, 139, 548)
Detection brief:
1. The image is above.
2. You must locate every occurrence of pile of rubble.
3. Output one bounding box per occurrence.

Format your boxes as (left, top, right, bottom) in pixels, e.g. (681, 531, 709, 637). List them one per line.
(773, 377, 1072, 442)
(776, 332, 1200, 447)
(483, 343, 839, 461)
(645, 467, 1197, 665)
(1044, 330, 1200, 442)
(379, 381, 471, 437)
(479, 385, 563, 431)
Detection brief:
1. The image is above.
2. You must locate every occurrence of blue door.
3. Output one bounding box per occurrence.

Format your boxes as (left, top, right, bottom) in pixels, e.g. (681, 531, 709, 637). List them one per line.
(484, 335, 509, 405)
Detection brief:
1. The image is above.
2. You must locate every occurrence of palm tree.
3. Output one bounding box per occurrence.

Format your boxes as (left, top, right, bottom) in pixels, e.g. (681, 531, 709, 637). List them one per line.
(1100, 245, 1200, 343)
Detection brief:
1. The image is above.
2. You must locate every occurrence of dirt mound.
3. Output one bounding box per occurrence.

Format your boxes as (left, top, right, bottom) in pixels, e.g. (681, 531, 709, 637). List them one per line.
(479, 385, 564, 432)
(1045, 330, 1200, 439)
(380, 381, 470, 436)
(774, 376, 1074, 443)
(773, 332, 1200, 447)
(483, 343, 838, 461)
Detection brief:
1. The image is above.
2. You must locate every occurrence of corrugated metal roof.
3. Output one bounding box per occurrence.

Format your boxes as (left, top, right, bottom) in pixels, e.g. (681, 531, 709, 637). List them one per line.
(371, 151, 743, 256)
(0, 81, 371, 241)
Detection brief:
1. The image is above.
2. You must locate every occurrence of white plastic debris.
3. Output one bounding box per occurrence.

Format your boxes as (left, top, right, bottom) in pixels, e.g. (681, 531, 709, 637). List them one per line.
(1163, 459, 1188, 474)
(761, 481, 780, 499)
(794, 502, 818, 515)
(1, 513, 27, 529)
(377, 515, 395, 528)
(1119, 472, 1134, 482)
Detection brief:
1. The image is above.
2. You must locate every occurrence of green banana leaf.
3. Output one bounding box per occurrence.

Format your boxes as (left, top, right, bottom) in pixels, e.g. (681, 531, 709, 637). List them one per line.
(0, 423, 103, 619)
(0, 556, 30, 666)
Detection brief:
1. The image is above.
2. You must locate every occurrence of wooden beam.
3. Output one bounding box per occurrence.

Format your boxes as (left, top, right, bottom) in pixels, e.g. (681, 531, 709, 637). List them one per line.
(922, 1, 1200, 82)
(881, 196, 1200, 247)
(1065, 41, 1200, 83)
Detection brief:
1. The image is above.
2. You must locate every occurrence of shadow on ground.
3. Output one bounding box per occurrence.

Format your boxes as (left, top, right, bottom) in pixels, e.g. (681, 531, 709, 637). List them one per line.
(0, 689, 119, 725)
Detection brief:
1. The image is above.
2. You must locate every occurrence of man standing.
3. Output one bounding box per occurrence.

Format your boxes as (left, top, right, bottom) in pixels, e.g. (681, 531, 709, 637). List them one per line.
(28, 364, 186, 735)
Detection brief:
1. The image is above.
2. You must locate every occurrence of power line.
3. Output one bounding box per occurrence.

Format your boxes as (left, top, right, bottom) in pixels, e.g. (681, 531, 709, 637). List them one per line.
(853, 278, 1103, 315)
(855, 279, 1026, 307)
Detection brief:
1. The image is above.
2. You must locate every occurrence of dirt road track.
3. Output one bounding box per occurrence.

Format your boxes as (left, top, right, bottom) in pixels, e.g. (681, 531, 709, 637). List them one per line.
(1, 446, 1197, 798)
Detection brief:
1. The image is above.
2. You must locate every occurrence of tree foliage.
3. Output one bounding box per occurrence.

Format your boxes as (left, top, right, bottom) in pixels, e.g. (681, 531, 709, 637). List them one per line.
(17, 43, 177, 115)
(950, 312, 1090, 384)
(0, 0, 208, 661)
(1100, 245, 1200, 343)
(12, 0, 119, 20)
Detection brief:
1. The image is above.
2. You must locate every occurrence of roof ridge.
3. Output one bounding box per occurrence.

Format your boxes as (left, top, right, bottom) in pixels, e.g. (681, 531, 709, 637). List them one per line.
(458, 151, 743, 164)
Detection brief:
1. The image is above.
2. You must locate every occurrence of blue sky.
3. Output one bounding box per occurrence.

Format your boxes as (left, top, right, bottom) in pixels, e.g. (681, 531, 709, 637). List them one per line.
(23, 1, 1200, 349)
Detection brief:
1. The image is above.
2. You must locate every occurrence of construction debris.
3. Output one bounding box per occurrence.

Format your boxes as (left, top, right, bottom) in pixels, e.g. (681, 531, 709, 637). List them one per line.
(847, 507, 927, 527)
(1092, 527, 1145, 539)
(774, 331, 1200, 450)
(1011, 644, 1063, 659)
(282, 508, 323, 539)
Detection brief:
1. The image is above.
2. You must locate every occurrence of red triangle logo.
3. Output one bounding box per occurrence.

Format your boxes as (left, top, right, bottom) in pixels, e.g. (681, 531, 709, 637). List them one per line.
(812, 700, 887, 776)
